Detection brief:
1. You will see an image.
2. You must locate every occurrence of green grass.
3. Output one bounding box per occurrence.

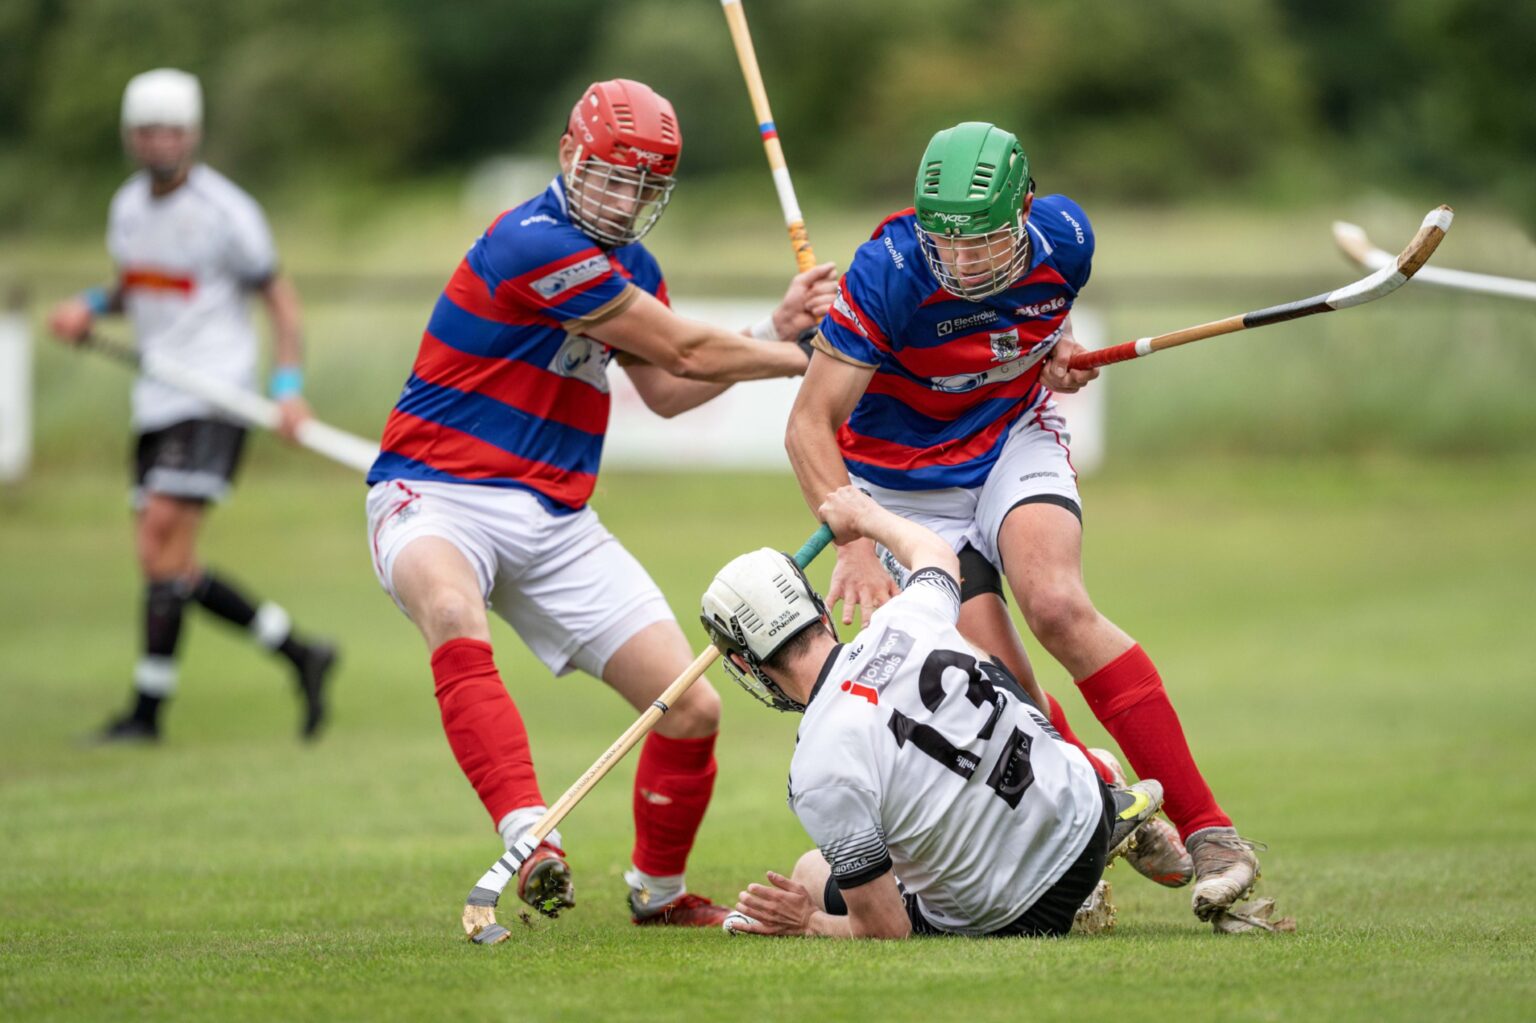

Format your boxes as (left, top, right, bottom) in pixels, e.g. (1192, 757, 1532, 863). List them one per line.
(2, 455, 1534, 1020)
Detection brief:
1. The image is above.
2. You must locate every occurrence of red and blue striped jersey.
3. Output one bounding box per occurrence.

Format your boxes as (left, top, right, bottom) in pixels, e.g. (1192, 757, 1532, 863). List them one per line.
(368, 178, 668, 512)
(817, 195, 1093, 491)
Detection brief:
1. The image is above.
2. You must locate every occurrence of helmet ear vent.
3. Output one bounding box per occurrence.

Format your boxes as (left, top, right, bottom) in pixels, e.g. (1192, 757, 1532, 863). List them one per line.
(659, 113, 679, 144)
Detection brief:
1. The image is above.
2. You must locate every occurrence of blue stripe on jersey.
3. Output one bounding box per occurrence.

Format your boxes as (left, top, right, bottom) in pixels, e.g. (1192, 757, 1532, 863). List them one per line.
(393, 375, 603, 475)
(844, 437, 1015, 491)
(424, 293, 567, 364)
(847, 389, 1038, 448)
(367, 451, 580, 516)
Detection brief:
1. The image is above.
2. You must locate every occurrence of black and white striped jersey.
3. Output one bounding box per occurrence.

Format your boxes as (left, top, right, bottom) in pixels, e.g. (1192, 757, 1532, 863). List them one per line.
(787, 566, 1103, 935)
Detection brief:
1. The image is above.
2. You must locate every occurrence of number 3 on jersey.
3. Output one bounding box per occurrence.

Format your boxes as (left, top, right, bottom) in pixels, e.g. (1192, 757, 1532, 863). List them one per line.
(886, 649, 1036, 808)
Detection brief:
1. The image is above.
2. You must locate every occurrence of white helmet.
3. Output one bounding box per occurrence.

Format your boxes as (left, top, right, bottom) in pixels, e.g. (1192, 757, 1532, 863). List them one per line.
(122, 69, 202, 130)
(700, 548, 831, 713)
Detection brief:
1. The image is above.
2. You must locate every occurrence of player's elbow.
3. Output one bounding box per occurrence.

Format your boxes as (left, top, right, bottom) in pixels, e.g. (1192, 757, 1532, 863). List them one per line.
(658, 332, 710, 380)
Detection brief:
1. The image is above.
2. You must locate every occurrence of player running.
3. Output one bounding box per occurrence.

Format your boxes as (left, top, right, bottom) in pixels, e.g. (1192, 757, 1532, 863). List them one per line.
(703, 486, 1163, 938)
(786, 121, 1261, 922)
(365, 79, 837, 927)
(47, 69, 336, 744)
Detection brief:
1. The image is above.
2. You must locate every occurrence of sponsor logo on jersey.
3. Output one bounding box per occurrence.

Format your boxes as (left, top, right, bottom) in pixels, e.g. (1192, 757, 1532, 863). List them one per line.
(519, 214, 558, 227)
(1012, 295, 1068, 319)
(989, 329, 1021, 362)
(839, 679, 879, 705)
(934, 309, 999, 337)
(882, 235, 906, 270)
(547, 333, 613, 391)
(531, 253, 610, 298)
(1059, 208, 1086, 244)
(854, 628, 914, 694)
(832, 290, 869, 339)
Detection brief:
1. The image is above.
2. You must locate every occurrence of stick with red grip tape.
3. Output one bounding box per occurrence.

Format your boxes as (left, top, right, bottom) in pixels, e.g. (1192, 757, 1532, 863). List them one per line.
(1068, 206, 1454, 372)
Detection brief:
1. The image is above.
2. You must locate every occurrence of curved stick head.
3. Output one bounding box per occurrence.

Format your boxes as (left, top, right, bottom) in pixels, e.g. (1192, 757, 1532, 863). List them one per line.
(1398, 206, 1454, 279)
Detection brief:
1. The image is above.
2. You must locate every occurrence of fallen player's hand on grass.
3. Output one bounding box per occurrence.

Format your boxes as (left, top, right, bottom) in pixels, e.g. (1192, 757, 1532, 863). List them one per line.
(734, 871, 816, 936)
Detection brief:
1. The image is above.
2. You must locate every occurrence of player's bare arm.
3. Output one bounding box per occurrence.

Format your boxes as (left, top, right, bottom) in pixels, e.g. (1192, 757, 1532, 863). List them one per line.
(588, 288, 807, 384)
(818, 485, 960, 581)
(47, 284, 120, 344)
(1038, 314, 1099, 393)
(620, 260, 837, 417)
(258, 273, 311, 441)
(785, 350, 897, 625)
(734, 869, 910, 939)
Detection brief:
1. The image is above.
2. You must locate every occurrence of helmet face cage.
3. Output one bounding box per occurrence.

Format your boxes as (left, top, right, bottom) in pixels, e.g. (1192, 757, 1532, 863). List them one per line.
(700, 614, 806, 714)
(566, 149, 676, 248)
(918, 211, 1032, 301)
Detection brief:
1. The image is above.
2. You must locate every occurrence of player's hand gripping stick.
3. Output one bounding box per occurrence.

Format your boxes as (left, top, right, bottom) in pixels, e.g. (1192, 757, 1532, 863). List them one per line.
(462, 524, 836, 944)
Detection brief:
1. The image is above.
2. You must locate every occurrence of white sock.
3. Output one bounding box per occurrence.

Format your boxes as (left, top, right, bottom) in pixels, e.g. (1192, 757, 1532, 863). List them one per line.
(496, 806, 562, 854)
(625, 866, 685, 912)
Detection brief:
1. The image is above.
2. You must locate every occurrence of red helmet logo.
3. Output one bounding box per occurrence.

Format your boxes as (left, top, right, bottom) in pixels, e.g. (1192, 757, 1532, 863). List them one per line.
(565, 79, 681, 175)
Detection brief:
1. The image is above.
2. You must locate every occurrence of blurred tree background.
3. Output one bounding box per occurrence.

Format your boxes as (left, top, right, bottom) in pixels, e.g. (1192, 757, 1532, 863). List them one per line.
(1, 0, 1531, 232)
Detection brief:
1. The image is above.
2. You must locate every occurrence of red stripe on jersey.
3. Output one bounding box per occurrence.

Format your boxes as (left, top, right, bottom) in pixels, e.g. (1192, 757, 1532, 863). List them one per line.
(835, 281, 891, 349)
(379, 411, 595, 508)
(410, 331, 609, 435)
(121, 267, 194, 295)
(501, 245, 609, 293)
(864, 367, 1042, 421)
(895, 313, 1067, 379)
(655, 278, 671, 308)
(870, 207, 916, 241)
(443, 259, 561, 328)
(838, 403, 1026, 472)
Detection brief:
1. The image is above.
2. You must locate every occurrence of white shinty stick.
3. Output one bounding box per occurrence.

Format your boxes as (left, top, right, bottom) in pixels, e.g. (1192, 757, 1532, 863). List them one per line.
(83, 333, 379, 473)
(1332, 220, 1536, 302)
(1070, 205, 1455, 370)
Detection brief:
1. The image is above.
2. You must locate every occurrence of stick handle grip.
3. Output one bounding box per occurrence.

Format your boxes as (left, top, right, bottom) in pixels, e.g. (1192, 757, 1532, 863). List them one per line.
(792, 523, 834, 568)
(1068, 340, 1143, 371)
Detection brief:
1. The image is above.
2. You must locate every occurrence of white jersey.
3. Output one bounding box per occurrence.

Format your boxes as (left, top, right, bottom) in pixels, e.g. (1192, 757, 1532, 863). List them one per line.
(787, 567, 1103, 935)
(106, 164, 276, 432)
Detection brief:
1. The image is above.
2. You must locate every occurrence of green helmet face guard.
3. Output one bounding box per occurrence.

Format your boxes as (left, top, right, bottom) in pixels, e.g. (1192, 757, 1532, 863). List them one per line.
(914, 122, 1033, 301)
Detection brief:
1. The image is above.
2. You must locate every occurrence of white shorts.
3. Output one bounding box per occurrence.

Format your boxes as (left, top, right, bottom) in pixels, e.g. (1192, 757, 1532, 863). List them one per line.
(851, 400, 1080, 582)
(365, 479, 674, 678)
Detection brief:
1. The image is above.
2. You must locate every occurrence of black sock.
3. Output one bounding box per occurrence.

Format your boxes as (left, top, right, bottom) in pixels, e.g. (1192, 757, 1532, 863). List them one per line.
(131, 691, 164, 726)
(134, 578, 190, 727)
(191, 570, 258, 628)
(193, 569, 310, 668)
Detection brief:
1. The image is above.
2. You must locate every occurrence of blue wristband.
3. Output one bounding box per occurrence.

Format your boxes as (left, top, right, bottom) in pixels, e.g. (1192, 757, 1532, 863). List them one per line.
(81, 287, 111, 316)
(269, 366, 304, 400)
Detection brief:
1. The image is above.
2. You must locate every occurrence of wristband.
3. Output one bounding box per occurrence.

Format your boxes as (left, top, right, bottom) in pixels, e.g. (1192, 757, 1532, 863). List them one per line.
(269, 366, 304, 400)
(749, 316, 779, 341)
(81, 287, 111, 316)
(796, 336, 815, 363)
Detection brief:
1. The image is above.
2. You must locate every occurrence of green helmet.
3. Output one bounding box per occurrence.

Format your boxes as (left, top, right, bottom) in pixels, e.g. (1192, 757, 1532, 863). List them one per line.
(913, 122, 1034, 300)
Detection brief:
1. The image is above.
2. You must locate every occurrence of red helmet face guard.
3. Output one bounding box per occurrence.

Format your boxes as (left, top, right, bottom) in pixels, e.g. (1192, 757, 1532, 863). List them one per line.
(563, 79, 681, 247)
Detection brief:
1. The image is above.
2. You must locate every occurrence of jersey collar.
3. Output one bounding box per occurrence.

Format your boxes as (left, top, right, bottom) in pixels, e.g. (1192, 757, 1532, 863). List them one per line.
(805, 643, 845, 709)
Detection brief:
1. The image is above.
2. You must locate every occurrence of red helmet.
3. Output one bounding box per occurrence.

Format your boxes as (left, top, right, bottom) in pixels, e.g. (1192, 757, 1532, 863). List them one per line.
(564, 79, 681, 176)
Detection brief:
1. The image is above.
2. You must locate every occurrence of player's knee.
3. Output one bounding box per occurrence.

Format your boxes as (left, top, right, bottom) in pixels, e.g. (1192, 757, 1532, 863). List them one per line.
(667, 680, 722, 737)
(1020, 583, 1097, 647)
(416, 587, 486, 645)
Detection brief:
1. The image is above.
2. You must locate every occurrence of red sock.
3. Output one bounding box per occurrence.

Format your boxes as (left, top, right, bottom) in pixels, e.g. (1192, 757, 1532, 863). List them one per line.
(1044, 691, 1115, 786)
(1076, 644, 1231, 840)
(430, 638, 543, 825)
(631, 732, 717, 876)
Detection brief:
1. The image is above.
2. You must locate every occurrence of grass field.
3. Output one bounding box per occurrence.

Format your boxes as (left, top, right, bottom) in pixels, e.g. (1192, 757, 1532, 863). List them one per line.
(3, 453, 1534, 1021)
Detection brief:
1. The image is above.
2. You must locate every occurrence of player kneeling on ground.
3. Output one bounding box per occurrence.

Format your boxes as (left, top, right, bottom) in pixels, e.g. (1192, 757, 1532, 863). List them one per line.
(701, 487, 1163, 938)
